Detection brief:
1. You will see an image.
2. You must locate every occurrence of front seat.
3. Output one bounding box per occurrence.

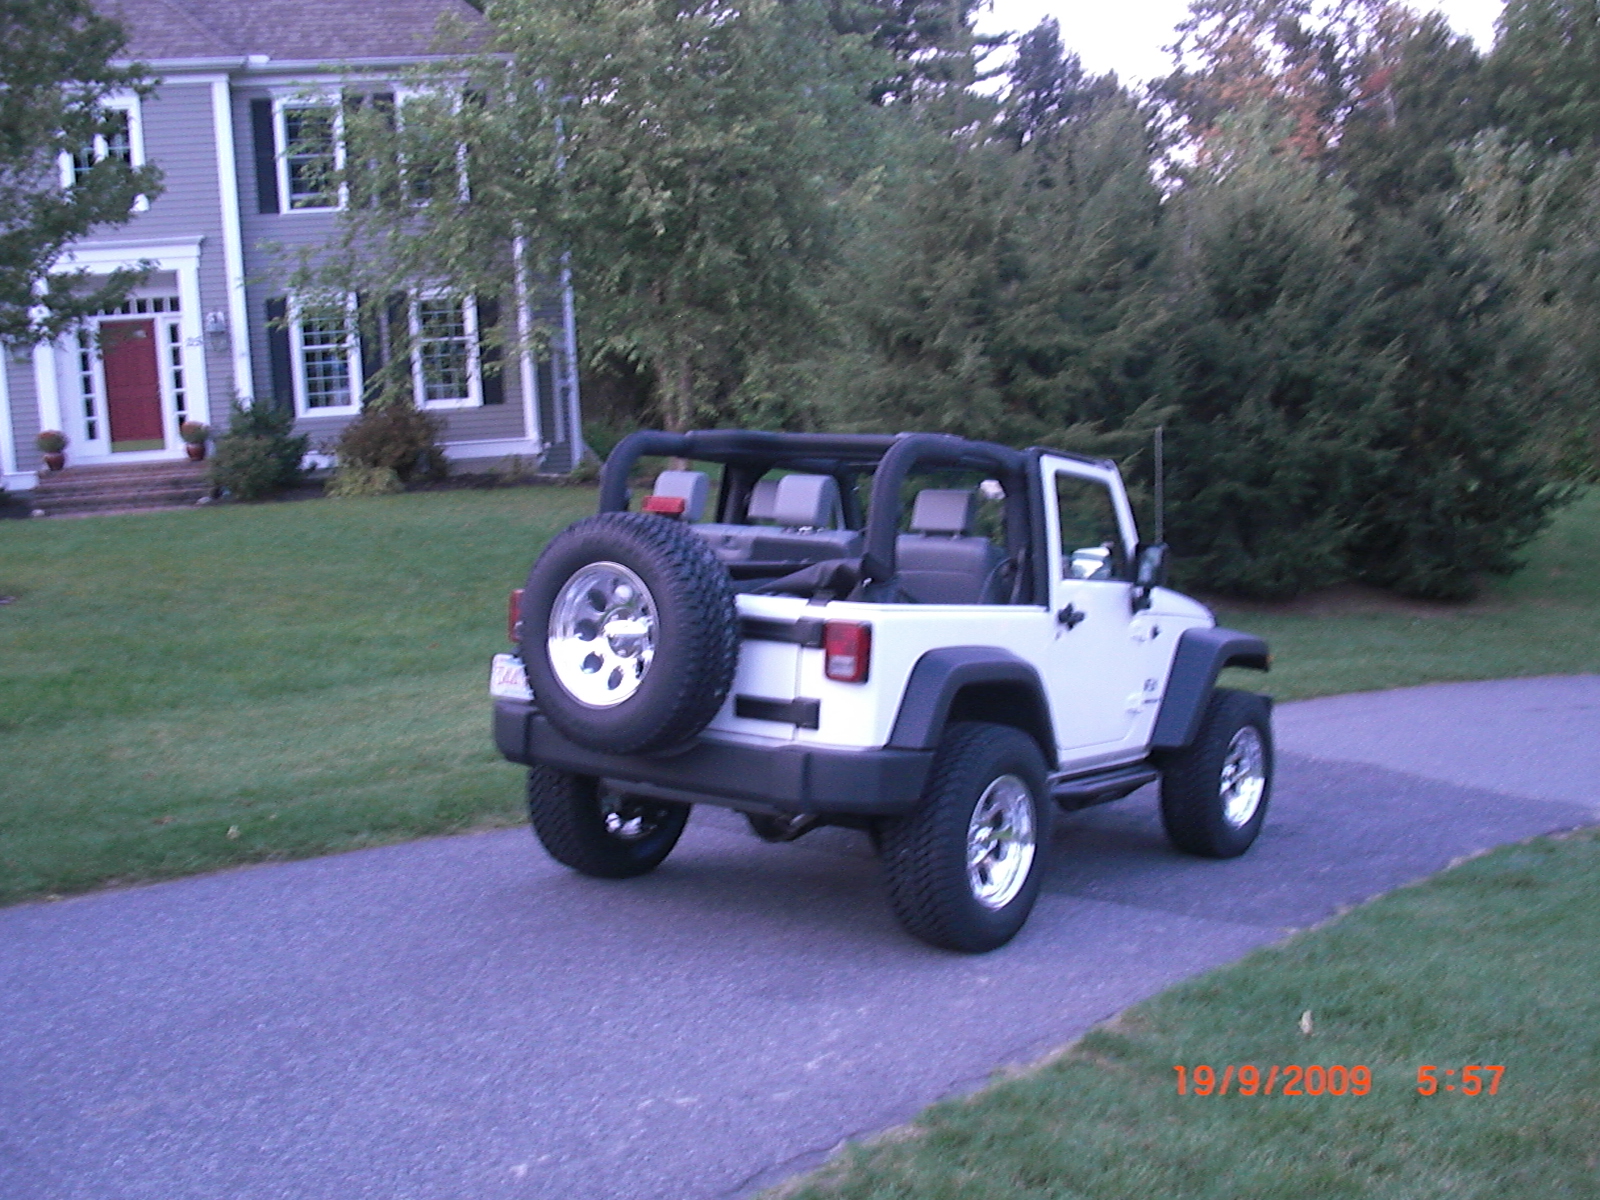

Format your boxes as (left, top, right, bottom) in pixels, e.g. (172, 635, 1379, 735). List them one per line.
(895, 489, 1007, 604)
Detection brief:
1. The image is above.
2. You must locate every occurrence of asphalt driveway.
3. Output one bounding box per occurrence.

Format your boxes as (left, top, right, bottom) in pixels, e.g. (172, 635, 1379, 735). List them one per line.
(2, 675, 1595, 1200)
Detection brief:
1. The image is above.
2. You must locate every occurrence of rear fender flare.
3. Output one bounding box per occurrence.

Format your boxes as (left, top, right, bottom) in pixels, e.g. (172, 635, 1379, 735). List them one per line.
(888, 647, 1056, 764)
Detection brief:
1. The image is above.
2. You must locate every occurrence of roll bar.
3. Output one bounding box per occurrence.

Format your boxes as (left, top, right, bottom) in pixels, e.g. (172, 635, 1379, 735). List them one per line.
(596, 428, 1035, 597)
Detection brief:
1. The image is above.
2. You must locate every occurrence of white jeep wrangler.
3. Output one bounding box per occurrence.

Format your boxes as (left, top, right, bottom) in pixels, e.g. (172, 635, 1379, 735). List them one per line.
(492, 430, 1272, 952)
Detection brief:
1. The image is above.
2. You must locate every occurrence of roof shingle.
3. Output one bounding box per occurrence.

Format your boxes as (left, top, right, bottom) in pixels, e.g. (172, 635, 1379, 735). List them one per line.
(100, 0, 486, 63)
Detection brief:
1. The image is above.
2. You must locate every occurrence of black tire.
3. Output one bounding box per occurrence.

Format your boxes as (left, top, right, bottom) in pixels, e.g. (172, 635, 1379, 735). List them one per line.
(877, 723, 1051, 953)
(521, 511, 739, 755)
(527, 765, 690, 878)
(1158, 688, 1273, 858)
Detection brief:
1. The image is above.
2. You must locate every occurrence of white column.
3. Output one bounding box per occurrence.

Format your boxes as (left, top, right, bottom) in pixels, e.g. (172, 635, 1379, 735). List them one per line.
(33, 340, 63, 436)
(211, 77, 254, 409)
(0, 354, 16, 480)
(560, 262, 585, 464)
(513, 236, 543, 454)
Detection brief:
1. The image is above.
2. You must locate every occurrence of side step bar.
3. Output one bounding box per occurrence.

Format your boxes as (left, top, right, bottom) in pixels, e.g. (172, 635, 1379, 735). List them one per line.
(1049, 762, 1160, 810)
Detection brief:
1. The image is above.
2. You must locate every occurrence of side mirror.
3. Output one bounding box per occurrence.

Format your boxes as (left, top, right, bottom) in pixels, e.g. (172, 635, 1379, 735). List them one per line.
(1132, 543, 1168, 611)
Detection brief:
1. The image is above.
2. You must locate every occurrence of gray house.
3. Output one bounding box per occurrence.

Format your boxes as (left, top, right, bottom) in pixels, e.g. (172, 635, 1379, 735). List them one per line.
(0, 0, 583, 494)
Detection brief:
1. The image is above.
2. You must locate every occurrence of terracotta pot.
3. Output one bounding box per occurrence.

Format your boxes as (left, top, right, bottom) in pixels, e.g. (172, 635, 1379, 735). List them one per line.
(185, 442, 206, 462)
(43, 452, 66, 471)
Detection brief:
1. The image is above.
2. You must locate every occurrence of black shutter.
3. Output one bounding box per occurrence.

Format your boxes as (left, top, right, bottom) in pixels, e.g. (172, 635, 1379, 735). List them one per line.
(476, 296, 504, 405)
(250, 99, 280, 214)
(357, 292, 384, 404)
(385, 293, 411, 403)
(266, 297, 294, 411)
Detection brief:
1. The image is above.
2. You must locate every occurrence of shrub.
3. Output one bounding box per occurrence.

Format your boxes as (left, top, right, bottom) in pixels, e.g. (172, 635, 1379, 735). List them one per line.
(35, 430, 68, 453)
(179, 421, 209, 445)
(209, 401, 308, 501)
(333, 400, 445, 484)
(326, 463, 403, 498)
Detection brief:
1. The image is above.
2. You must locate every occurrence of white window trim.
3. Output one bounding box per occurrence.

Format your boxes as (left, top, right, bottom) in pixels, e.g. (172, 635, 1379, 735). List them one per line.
(408, 292, 481, 410)
(57, 93, 149, 212)
(391, 87, 472, 206)
(288, 294, 362, 416)
(273, 95, 346, 213)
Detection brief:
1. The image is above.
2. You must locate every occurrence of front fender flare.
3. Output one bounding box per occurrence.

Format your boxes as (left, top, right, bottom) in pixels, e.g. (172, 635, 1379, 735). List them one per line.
(1150, 626, 1271, 751)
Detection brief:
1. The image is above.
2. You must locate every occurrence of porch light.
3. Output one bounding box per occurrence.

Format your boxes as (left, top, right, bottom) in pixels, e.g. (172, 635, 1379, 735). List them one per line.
(204, 311, 229, 351)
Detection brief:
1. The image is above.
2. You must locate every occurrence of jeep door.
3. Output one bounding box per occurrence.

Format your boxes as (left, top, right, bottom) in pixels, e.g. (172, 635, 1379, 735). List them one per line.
(1038, 457, 1159, 761)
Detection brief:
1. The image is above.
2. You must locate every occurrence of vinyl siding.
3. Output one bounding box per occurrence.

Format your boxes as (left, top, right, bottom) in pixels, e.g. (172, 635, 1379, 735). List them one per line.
(4, 359, 42, 475)
(232, 85, 539, 450)
(80, 80, 235, 430)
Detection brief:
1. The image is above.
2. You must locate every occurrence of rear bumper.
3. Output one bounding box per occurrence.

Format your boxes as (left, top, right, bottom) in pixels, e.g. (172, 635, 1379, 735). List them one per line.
(493, 700, 933, 816)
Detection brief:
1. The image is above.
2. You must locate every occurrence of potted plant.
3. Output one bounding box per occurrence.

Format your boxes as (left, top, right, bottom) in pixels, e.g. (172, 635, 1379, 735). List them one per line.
(35, 430, 68, 471)
(180, 421, 210, 461)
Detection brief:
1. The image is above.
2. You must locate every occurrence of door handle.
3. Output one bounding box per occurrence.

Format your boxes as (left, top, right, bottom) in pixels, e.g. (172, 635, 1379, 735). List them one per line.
(1056, 603, 1086, 630)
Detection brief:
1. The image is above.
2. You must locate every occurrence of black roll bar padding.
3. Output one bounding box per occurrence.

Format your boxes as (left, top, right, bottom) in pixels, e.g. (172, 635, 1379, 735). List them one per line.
(598, 429, 905, 514)
(598, 430, 690, 512)
(860, 434, 1029, 585)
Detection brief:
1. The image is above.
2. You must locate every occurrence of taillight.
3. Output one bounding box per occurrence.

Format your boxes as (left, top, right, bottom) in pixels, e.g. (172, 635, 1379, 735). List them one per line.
(641, 494, 686, 517)
(508, 588, 524, 645)
(823, 621, 871, 683)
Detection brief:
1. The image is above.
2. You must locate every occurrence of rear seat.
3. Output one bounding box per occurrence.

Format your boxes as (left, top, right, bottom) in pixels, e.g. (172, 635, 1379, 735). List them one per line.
(895, 489, 1007, 604)
(656, 472, 862, 566)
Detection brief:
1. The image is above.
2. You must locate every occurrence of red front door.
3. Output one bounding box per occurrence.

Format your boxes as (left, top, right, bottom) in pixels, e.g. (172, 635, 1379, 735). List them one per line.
(100, 320, 165, 450)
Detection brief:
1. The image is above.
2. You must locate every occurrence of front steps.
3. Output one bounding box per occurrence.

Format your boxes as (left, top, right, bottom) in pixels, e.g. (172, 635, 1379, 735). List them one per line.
(29, 460, 213, 517)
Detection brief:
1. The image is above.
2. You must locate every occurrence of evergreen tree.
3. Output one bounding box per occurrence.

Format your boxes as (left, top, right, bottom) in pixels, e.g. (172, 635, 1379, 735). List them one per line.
(1343, 200, 1564, 597)
(0, 0, 163, 344)
(808, 125, 1021, 438)
(997, 18, 1119, 149)
(1336, 12, 1493, 211)
(1453, 135, 1600, 479)
(825, 0, 998, 106)
(1491, 0, 1600, 152)
(1149, 113, 1387, 597)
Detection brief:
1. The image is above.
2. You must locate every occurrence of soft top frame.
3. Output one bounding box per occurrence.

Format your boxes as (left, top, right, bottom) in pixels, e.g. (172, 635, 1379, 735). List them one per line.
(597, 429, 1101, 601)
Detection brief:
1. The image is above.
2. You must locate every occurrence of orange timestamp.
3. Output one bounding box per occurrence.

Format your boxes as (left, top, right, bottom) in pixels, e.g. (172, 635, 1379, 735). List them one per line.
(1173, 1064, 1371, 1096)
(1416, 1065, 1505, 1095)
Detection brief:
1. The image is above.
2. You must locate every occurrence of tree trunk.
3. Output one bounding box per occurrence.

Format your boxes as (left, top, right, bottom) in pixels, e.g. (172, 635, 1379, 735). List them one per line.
(664, 339, 694, 433)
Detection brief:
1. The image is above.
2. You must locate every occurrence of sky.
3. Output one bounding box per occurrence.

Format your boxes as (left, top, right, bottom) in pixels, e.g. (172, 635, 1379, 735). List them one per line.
(974, 0, 1506, 85)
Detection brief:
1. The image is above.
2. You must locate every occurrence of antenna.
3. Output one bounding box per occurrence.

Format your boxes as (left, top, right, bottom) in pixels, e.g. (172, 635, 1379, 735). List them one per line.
(1153, 425, 1166, 545)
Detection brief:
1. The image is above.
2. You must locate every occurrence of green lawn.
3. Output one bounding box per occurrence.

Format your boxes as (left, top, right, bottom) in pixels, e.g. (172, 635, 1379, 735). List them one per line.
(0, 486, 1594, 905)
(0, 486, 594, 904)
(768, 829, 1600, 1200)
(1216, 487, 1600, 700)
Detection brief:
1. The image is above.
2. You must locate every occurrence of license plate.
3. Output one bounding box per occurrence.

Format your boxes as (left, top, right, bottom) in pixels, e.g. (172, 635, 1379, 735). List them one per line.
(489, 653, 533, 701)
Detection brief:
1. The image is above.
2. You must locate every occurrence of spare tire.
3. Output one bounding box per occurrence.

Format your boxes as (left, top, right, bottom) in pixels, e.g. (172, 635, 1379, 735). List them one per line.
(521, 511, 739, 755)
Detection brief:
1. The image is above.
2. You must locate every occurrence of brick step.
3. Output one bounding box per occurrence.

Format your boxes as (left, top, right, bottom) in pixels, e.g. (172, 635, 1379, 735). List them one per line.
(33, 475, 209, 500)
(30, 460, 213, 516)
(34, 486, 213, 516)
(34, 462, 207, 486)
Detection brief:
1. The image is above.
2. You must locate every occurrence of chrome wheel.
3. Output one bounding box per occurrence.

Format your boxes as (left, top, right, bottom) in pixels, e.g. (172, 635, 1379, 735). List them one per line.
(547, 562, 656, 708)
(600, 789, 673, 842)
(1220, 725, 1267, 827)
(966, 774, 1036, 910)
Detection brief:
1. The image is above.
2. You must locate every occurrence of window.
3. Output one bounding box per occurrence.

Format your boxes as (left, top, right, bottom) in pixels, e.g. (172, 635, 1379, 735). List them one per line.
(290, 298, 361, 413)
(76, 330, 99, 442)
(409, 294, 479, 408)
(1056, 473, 1127, 580)
(276, 101, 342, 210)
(58, 98, 146, 209)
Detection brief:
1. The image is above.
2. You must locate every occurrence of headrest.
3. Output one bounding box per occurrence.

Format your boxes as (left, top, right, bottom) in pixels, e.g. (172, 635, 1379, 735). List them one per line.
(746, 478, 779, 521)
(771, 474, 842, 529)
(910, 489, 975, 535)
(651, 470, 709, 523)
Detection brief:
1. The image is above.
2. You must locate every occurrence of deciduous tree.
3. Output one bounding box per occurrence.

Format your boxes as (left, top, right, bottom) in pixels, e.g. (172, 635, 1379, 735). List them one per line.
(0, 0, 162, 344)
